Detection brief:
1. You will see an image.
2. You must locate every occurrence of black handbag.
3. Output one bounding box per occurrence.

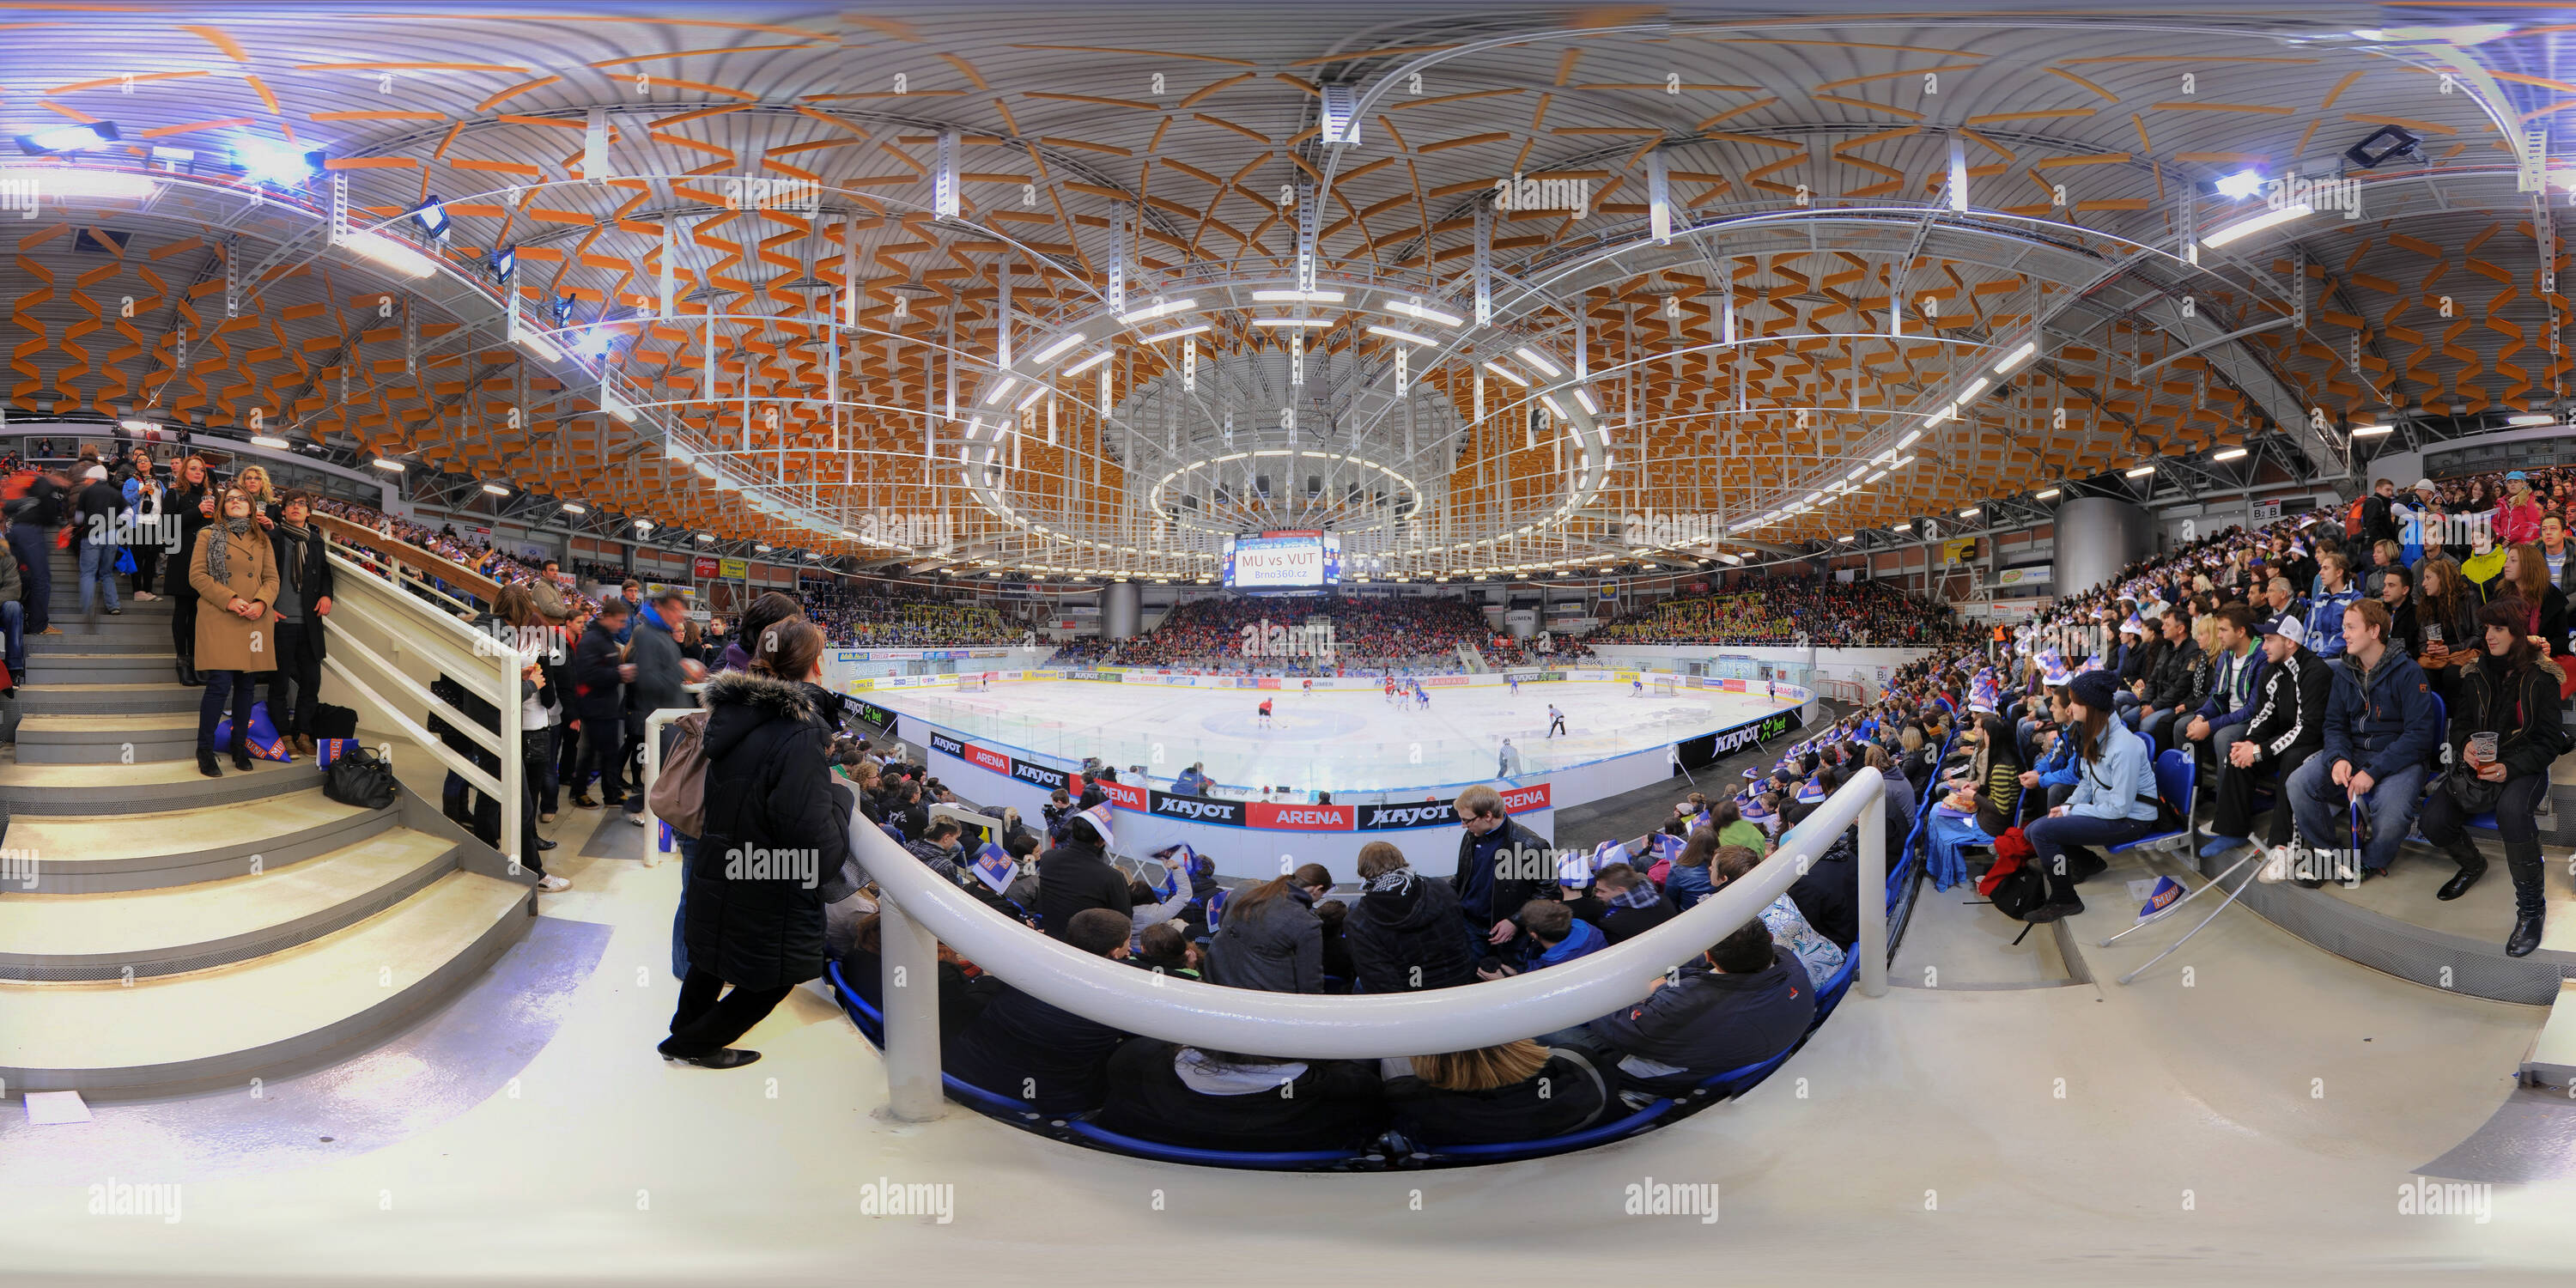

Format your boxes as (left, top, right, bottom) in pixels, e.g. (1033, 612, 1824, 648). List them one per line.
(324, 746, 399, 810)
(2442, 761, 2508, 815)
(312, 702, 360, 739)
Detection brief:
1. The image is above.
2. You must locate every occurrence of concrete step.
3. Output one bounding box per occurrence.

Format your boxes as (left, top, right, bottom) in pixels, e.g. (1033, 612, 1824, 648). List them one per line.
(0, 754, 325, 816)
(13, 711, 197, 763)
(2524, 980, 2576, 1088)
(26, 652, 179, 685)
(15, 680, 198, 717)
(6, 786, 400, 892)
(39, 593, 171, 616)
(26, 630, 174, 654)
(0, 828, 462, 981)
(0, 869, 532, 1099)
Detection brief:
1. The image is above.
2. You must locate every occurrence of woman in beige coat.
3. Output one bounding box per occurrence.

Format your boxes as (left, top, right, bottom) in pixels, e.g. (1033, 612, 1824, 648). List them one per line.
(190, 489, 278, 776)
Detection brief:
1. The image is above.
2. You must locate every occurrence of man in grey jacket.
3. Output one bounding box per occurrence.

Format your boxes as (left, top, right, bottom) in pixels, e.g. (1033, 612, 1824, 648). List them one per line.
(623, 589, 695, 826)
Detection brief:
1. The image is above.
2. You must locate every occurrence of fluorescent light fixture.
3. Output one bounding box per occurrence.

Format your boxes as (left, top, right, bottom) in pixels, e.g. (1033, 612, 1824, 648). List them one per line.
(2212, 446, 2249, 461)
(1251, 289, 1345, 303)
(1865, 469, 1888, 483)
(1892, 522, 1912, 532)
(1514, 346, 1564, 378)
(1959, 376, 1991, 402)
(1030, 331, 1088, 364)
(574, 326, 615, 359)
(1253, 317, 1330, 328)
(980, 376, 1019, 405)
(1138, 324, 1208, 343)
(754, 544, 771, 553)
(118, 417, 154, 433)
(696, 532, 714, 544)
(1838, 534, 1856, 543)
(2204, 203, 2311, 247)
(1366, 325, 1436, 347)
(1958, 507, 1978, 518)
(251, 434, 289, 449)
(231, 136, 319, 185)
(1382, 299, 1461, 327)
(2035, 486, 2060, 499)
(1571, 386, 1599, 415)
(1897, 428, 1923, 450)
(1014, 385, 1047, 412)
(370, 458, 405, 472)
(1538, 394, 1568, 419)
(481, 482, 512, 496)
(343, 230, 437, 279)
(410, 195, 450, 240)
(2124, 465, 2157, 477)
(1061, 349, 1114, 377)
(515, 330, 563, 363)
(2507, 413, 2555, 427)
(632, 519, 656, 532)
(15, 122, 118, 155)
(838, 528, 859, 540)
(1480, 360, 1528, 387)
(1994, 341, 2037, 374)
(2215, 168, 2266, 200)
(2350, 424, 2391, 437)
(1892, 454, 1917, 468)
(0, 167, 159, 200)
(559, 501, 586, 514)
(1115, 297, 1196, 325)
(1807, 492, 1826, 504)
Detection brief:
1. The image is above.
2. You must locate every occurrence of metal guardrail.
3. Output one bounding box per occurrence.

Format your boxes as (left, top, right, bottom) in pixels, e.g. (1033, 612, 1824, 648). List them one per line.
(860, 770, 1887, 1122)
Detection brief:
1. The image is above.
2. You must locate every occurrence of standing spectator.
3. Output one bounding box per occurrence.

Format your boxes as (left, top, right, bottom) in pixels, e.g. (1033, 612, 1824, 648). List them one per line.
(264, 490, 332, 756)
(121, 448, 162, 602)
(8, 464, 63, 639)
(2416, 601, 2571, 955)
(1450, 783, 1548, 950)
(73, 463, 122, 620)
(2303, 553, 2362, 660)
(623, 587, 695, 829)
(569, 597, 635, 810)
(663, 620, 852, 1069)
(2286, 599, 2439, 887)
(186, 489, 276, 778)
(167, 455, 213, 681)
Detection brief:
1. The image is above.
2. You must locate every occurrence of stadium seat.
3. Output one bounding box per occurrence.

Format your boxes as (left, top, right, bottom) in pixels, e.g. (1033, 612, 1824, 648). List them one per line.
(823, 962, 1055, 1122)
(1409, 1098, 1679, 1164)
(1061, 1118, 1377, 1170)
(2109, 749, 2198, 855)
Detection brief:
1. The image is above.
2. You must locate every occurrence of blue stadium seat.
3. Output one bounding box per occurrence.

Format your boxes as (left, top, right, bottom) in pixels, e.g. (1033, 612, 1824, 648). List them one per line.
(823, 960, 884, 1045)
(1062, 1118, 1374, 1170)
(1686, 1045, 1798, 1101)
(1414, 1097, 1678, 1164)
(1811, 952, 1861, 1025)
(2109, 748, 2197, 855)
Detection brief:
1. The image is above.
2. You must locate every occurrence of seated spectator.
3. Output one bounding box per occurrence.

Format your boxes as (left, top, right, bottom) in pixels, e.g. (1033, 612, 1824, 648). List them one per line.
(1552, 866, 1609, 926)
(1595, 863, 1677, 943)
(904, 817, 966, 877)
(2207, 613, 2329, 860)
(1710, 845, 1844, 987)
(837, 913, 999, 1036)
(1125, 854, 1196, 952)
(1715, 801, 1768, 856)
(1313, 899, 1355, 986)
(1206, 863, 1332, 993)
(1662, 826, 1720, 910)
(2022, 670, 2162, 920)
(1096, 1040, 1385, 1152)
(1863, 743, 1915, 854)
(1036, 809, 1131, 941)
(1381, 1042, 1608, 1146)
(1344, 841, 1480, 993)
(2414, 601, 2570, 956)
(941, 908, 1133, 1114)
(1782, 801, 1861, 950)
(2286, 599, 2439, 888)
(1510, 899, 1605, 972)
(1129, 921, 1203, 979)
(1575, 919, 1815, 1095)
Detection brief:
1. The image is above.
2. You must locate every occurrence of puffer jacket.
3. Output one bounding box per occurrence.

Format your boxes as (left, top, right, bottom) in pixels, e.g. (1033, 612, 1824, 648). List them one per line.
(1346, 869, 1480, 992)
(1206, 884, 1324, 993)
(2445, 653, 2572, 781)
(682, 671, 855, 989)
(2320, 647, 2441, 783)
(2147, 636, 2204, 711)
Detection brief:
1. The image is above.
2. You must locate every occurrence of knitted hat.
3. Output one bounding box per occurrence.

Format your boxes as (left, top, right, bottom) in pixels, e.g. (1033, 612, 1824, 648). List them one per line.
(2070, 668, 2119, 712)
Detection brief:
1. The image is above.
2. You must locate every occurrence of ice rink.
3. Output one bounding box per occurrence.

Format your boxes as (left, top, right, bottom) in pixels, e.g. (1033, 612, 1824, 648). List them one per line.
(869, 677, 1800, 798)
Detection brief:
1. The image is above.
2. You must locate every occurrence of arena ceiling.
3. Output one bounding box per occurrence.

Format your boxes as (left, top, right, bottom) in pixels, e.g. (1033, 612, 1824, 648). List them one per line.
(0, 3, 2569, 580)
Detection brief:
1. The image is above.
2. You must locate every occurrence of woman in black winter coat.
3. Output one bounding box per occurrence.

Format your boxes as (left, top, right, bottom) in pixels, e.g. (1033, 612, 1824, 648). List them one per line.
(1206, 863, 1331, 993)
(1382, 1042, 1607, 1146)
(1344, 841, 1480, 993)
(662, 620, 855, 1069)
(2417, 600, 2572, 958)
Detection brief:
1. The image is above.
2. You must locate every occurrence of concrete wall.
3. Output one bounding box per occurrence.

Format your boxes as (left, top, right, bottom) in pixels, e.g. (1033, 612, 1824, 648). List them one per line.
(2054, 496, 2155, 598)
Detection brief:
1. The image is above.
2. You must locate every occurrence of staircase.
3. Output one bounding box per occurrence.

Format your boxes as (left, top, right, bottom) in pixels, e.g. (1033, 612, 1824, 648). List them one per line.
(0, 541, 535, 1101)
(1455, 642, 1487, 674)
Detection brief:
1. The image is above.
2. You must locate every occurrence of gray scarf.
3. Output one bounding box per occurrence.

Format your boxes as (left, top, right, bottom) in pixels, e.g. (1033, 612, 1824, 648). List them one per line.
(206, 515, 253, 583)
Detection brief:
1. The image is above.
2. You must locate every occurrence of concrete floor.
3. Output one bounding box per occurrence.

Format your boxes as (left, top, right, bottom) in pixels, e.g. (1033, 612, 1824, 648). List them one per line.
(2, 801, 2570, 1286)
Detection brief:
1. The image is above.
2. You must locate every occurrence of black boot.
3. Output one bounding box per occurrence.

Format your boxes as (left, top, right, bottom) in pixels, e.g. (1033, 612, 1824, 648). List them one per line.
(2435, 836, 2487, 902)
(2505, 839, 2547, 958)
(197, 748, 222, 778)
(176, 652, 199, 686)
(230, 740, 253, 773)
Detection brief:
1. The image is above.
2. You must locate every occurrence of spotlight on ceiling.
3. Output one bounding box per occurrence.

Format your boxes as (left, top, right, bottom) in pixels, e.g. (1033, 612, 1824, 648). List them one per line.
(229, 135, 320, 185)
(15, 121, 119, 156)
(369, 458, 405, 472)
(2343, 125, 2420, 170)
(410, 195, 450, 240)
(2214, 169, 2266, 200)
(489, 246, 515, 282)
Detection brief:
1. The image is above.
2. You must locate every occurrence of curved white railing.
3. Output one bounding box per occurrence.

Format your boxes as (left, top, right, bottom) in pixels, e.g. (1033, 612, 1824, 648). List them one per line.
(860, 771, 1886, 1122)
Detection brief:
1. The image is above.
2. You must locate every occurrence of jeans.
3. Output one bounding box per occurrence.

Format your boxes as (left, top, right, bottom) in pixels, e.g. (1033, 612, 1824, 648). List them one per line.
(575, 716, 626, 803)
(2419, 770, 2546, 849)
(129, 539, 158, 596)
(9, 522, 51, 635)
(76, 540, 119, 616)
(267, 620, 319, 738)
(671, 832, 700, 980)
(2287, 756, 2426, 874)
(2022, 810, 2161, 902)
(2136, 708, 2178, 754)
(538, 725, 563, 814)
(197, 668, 254, 752)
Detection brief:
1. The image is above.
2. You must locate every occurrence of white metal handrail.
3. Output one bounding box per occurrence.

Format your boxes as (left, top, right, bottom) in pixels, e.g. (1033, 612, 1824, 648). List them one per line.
(864, 770, 1886, 1122)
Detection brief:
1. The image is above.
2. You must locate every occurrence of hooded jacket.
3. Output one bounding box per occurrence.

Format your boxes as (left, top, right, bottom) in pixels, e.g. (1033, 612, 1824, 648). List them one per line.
(572, 617, 626, 726)
(1035, 835, 1130, 942)
(2321, 647, 2442, 783)
(1345, 868, 1480, 993)
(1206, 884, 1324, 993)
(681, 671, 855, 990)
(2445, 652, 2573, 781)
(2239, 645, 2331, 763)
(1584, 946, 1814, 1077)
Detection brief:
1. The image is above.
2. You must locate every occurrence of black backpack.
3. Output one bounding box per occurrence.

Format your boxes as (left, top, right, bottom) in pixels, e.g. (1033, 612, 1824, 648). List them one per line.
(1988, 863, 2050, 920)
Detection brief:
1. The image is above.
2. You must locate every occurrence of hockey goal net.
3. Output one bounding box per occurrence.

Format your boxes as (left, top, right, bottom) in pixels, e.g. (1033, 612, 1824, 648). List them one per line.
(1650, 675, 1680, 696)
(954, 672, 993, 692)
